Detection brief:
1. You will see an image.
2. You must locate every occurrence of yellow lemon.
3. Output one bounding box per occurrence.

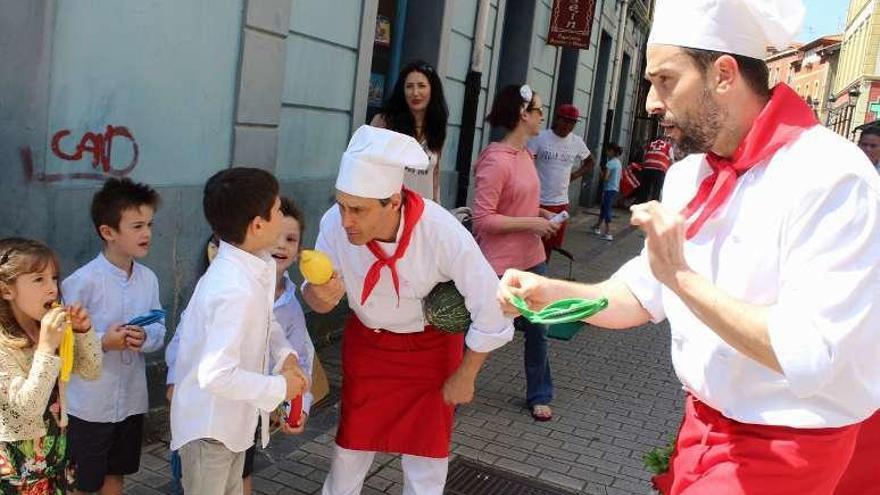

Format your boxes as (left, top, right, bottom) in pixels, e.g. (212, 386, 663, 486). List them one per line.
(299, 249, 334, 285)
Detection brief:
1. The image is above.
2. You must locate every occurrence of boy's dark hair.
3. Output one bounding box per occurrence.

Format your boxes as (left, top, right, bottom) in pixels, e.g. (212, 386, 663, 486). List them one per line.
(279, 196, 305, 236)
(90, 178, 160, 238)
(203, 167, 279, 245)
(681, 48, 771, 100)
(380, 60, 449, 153)
(606, 142, 623, 155)
(487, 84, 538, 131)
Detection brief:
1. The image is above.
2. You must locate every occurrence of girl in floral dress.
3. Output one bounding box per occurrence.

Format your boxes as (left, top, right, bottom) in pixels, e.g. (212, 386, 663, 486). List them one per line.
(0, 238, 102, 494)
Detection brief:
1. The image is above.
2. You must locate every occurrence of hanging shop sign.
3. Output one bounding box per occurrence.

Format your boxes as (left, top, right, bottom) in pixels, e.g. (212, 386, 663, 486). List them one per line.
(547, 0, 597, 49)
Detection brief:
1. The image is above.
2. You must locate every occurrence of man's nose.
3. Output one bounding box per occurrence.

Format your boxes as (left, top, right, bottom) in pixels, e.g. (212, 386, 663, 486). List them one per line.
(645, 85, 665, 117)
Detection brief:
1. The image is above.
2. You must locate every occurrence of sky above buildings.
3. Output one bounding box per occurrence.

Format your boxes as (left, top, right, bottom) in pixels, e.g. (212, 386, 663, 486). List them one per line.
(798, 0, 849, 41)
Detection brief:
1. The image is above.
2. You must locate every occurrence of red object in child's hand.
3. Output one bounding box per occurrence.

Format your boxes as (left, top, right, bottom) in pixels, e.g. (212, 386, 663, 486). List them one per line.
(286, 395, 303, 428)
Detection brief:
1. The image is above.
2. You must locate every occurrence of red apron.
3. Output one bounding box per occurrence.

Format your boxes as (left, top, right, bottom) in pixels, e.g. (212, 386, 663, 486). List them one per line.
(834, 410, 880, 495)
(653, 395, 861, 495)
(335, 316, 464, 458)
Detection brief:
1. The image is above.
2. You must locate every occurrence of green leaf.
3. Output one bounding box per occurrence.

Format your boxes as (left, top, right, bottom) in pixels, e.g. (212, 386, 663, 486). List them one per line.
(642, 436, 675, 475)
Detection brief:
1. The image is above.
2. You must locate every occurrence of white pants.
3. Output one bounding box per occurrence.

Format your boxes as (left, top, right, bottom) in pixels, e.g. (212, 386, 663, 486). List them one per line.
(322, 445, 448, 495)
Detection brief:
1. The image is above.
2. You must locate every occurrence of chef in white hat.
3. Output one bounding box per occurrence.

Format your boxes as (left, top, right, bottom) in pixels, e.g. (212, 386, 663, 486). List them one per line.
(497, 1, 880, 493)
(303, 125, 514, 495)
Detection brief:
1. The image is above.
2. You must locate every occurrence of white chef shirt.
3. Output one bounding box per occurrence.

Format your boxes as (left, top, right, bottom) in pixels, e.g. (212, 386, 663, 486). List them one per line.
(61, 253, 166, 422)
(170, 241, 295, 452)
(311, 199, 514, 353)
(615, 125, 880, 428)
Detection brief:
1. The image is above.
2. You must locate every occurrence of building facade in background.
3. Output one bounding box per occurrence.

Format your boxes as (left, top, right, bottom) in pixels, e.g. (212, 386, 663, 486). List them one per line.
(0, 0, 653, 409)
(766, 36, 841, 124)
(828, 0, 880, 137)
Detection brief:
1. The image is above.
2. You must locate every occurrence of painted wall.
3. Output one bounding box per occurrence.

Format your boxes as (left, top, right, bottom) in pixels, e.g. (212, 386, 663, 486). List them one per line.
(44, 1, 242, 187)
(278, 0, 367, 183)
(0, 1, 246, 412)
(444, 0, 504, 202)
(529, 0, 562, 116)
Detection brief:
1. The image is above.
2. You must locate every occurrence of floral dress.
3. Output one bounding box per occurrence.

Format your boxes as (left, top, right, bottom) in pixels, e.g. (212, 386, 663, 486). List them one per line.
(0, 386, 73, 494)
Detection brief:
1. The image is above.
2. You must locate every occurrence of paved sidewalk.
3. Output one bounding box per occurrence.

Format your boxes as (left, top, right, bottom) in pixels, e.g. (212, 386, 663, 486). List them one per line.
(127, 207, 685, 494)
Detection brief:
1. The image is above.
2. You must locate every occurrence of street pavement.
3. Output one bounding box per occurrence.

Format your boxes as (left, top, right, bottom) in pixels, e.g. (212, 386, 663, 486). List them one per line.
(127, 207, 685, 495)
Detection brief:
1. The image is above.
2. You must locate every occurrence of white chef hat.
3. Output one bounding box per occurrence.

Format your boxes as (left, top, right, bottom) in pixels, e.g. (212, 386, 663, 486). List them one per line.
(648, 0, 805, 60)
(335, 125, 429, 199)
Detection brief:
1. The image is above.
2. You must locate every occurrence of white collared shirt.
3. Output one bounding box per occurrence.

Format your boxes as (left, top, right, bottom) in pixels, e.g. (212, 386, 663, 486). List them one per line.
(312, 199, 514, 353)
(61, 253, 166, 422)
(615, 126, 880, 428)
(165, 272, 316, 414)
(170, 241, 295, 452)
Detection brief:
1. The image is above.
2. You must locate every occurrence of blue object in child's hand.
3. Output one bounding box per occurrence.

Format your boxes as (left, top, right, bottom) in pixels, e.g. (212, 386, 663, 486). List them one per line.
(126, 309, 166, 327)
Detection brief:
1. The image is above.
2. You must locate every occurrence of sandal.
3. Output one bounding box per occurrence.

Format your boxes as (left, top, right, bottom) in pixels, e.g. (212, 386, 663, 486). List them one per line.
(531, 404, 553, 422)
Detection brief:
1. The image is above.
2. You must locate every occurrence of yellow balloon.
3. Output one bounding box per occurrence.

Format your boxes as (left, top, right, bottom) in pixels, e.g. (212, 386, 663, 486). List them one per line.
(299, 249, 334, 285)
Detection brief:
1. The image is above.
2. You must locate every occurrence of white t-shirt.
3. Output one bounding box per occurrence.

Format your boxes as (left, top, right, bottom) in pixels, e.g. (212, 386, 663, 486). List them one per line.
(403, 141, 439, 200)
(614, 125, 880, 428)
(528, 129, 591, 206)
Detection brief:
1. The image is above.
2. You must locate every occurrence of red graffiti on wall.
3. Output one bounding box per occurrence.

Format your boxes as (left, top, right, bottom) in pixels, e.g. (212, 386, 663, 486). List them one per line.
(51, 125, 139, 176)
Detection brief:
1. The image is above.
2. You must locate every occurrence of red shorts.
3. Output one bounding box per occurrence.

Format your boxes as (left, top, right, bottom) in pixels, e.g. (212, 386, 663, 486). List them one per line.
(540, 204, 568, 257)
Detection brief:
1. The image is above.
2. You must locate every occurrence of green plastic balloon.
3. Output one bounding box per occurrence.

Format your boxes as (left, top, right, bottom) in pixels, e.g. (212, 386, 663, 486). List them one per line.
(509, 295, 609, 324)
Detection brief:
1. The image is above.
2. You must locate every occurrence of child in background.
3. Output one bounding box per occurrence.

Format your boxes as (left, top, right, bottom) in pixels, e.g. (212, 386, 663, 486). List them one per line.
(0, 237, 102, 493)
(62, 178, 165, 495)
(169, 168, 307, 495)
(591, 143, 624, 241)
(243, 196, 316, 494)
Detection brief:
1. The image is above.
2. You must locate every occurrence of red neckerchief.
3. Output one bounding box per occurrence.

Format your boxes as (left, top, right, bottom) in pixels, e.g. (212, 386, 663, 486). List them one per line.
(681, 84, 817, 239)
(361, 188, 425, 305)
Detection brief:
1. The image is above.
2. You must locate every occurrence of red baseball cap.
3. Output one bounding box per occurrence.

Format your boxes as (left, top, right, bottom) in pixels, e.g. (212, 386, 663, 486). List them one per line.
(556, 104, 580, 121)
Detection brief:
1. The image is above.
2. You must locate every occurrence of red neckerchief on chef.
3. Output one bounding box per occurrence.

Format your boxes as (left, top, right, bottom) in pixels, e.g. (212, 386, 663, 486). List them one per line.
(360, 187, 424, 305)
(681, 83, 818, 239)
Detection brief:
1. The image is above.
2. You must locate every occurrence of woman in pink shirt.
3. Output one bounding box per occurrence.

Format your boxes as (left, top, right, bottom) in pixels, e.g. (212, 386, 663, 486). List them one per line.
(472, 84, 559, 421)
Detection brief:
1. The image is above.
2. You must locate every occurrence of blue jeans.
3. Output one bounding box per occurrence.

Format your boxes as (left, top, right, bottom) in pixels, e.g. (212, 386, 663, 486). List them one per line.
(517, 262, 553, 407)
(600, 190, 618, 223)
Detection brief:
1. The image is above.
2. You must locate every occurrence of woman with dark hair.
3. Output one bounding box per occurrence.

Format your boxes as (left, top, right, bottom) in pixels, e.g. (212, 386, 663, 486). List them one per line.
(472, 84, 559, 421)
(371, 60, 449, 202)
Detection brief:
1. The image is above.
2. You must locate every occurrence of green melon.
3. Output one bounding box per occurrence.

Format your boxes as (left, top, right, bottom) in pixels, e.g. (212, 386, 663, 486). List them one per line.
(423, 281, 471, 334)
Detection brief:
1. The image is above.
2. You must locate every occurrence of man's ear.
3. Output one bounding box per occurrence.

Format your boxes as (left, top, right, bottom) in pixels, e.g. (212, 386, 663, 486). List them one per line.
(98, 225, 116, 243)
(713, 55, 738, 95)
(248, 214, 264, 238)
(389, 192, 403, 212)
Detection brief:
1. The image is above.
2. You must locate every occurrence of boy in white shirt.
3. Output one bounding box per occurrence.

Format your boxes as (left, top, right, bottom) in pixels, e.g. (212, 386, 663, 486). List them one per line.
(165, 197, 316, 495)
(169, 168, 308, 495)
(62, 178, 165, 495)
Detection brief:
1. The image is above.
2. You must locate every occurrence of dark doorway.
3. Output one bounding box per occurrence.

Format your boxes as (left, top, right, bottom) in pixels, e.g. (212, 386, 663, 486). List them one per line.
(553, 48, 580, 111)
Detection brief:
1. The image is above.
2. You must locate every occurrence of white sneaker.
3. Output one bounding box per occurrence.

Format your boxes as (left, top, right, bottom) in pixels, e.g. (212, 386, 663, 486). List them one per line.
(602, 233, 613, 241)
(592, 227, 601, 235)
